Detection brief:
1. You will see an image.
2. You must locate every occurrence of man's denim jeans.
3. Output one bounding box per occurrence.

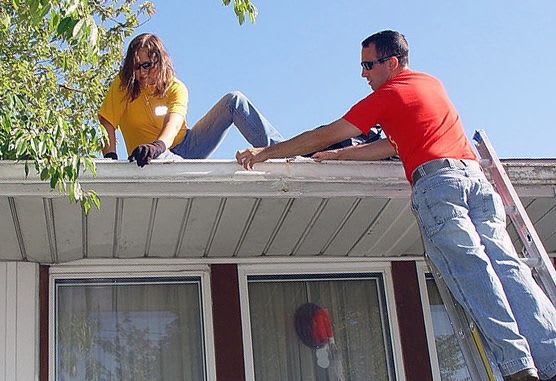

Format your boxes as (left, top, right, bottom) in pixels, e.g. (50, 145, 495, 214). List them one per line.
(158, 91, 283, 160)
(411, 160, 556, 378)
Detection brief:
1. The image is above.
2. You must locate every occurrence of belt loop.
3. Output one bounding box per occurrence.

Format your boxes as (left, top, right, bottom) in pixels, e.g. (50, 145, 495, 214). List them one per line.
(418, 166, 426, 177)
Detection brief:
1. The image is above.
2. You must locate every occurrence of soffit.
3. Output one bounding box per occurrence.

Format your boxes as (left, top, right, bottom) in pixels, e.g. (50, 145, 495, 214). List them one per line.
(0, 159, 554, 263)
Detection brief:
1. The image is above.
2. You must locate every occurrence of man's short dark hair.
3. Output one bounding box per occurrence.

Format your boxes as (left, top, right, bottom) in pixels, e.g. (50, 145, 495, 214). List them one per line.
(362, 30, 409, 67)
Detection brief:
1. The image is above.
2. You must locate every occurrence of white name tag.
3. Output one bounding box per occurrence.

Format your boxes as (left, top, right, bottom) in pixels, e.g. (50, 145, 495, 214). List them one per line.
(154, 106, 168, 116)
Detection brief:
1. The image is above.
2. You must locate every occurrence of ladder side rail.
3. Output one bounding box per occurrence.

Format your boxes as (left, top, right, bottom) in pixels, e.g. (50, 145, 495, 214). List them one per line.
(428, 258, 500, 381)
(473, 130, 556, 303)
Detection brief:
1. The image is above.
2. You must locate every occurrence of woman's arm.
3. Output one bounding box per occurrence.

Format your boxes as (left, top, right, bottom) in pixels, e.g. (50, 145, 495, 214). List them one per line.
(99, 116, 118, 158)
(127, 112, 185, 167)
(156, 112, 185, 149)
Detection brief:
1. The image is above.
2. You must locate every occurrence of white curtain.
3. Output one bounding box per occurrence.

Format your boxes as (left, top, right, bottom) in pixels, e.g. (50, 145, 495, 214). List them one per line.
(248, 277, 394, 381)
(56, 279, 205, 381)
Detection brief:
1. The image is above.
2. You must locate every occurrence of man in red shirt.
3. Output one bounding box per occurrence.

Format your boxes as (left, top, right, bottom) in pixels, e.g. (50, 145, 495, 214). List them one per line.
(236, 30, 556, 381)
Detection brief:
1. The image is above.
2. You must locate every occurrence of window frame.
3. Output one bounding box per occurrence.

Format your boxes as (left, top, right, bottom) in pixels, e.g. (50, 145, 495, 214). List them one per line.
(238, 261, 406, 381)
(48, 260, 216, 381)
(417, 259, 476, 381)
(416, 260, 443, 381)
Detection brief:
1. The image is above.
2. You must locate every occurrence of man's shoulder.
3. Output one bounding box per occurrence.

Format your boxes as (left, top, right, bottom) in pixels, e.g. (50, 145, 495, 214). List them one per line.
(395, 69, 437, 81)
(384, 69, 443, 92)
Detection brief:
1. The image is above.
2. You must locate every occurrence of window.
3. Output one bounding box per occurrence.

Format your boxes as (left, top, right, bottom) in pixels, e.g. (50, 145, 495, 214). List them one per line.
(425, 275, 471, 381)
(244, 272, 398, 381)
(53, 275, 209, 381)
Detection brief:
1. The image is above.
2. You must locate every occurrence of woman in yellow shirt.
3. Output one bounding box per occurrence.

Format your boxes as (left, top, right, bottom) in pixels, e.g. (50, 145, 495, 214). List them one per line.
(99, 33, 283, 166)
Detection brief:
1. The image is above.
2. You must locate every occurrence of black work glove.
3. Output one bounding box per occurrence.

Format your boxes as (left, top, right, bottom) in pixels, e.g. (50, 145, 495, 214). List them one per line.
(128, 140, 166, 167)
(104, 152, 118, 160)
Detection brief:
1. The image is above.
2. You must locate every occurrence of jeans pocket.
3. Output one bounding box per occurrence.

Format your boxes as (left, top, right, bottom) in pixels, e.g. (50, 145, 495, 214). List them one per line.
(414, 177, 465, 238)
(478, 179, 506, 224)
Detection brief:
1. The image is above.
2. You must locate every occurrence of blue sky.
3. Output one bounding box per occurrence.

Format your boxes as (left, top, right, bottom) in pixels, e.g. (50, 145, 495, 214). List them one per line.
(119, 0, 556, 159)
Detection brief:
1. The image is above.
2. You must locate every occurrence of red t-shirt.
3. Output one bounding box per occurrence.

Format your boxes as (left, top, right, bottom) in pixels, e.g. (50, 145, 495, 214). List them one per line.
(343, 69, 477, 183)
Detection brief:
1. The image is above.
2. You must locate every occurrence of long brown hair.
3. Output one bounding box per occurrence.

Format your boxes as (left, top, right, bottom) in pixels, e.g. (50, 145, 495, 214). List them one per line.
(120, 33, 175, 101)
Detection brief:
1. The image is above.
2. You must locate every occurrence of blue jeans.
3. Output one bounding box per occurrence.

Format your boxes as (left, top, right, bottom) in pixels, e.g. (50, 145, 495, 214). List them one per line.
(411, 159, 556, 378)
(162, 91, 283, 159)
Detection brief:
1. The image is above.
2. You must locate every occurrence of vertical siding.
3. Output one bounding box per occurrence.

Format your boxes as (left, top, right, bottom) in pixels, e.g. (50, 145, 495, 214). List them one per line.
(392, 261, 433, 380)
(211, 264, 246, 380)
(39, 266, 49, 381)
(0, 262, 39, 381)
(0, 264, 7, 380)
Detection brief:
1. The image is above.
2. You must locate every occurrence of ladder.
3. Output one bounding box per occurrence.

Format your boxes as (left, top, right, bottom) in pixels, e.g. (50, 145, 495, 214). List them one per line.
(473, 129, 556, 302)
(428, 259, 502, 380)
(427, 129, 556, 381)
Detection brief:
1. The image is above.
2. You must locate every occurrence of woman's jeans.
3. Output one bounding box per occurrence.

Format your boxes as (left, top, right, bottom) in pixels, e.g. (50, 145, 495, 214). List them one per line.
(411, 159, 556, 378)
(158, 91, 283, 160)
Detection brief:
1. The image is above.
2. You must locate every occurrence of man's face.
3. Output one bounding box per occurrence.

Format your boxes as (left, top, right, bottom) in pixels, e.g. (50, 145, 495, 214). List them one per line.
(135, 48, 159, 87)
(361, 44, 392, 91)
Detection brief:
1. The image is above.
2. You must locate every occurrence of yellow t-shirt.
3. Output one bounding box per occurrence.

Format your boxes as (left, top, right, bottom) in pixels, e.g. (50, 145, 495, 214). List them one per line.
(98, 75, 188, 154)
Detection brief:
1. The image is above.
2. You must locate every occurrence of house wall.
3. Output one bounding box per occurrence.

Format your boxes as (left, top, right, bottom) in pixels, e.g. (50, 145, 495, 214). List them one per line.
(0, 262, 40, 381)
(41, 258, 429, 380)
(12, 257, 552, 380)
(14, 256, 548, 380)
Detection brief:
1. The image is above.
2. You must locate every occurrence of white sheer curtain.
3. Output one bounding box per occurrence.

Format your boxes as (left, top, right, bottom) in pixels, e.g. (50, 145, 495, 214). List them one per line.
(56, 279, 205, 381)
(248, 276, 395, 381)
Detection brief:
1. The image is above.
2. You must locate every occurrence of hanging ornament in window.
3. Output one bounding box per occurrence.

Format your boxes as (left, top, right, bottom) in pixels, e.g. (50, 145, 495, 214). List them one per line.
(294, 303, 345, 380)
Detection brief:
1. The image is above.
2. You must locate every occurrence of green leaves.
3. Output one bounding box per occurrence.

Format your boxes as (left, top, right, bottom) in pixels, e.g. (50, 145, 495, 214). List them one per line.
(0, 12, 11, 31)
(0, 0, 153, 213)
(32, 1, 51, 25)
(222, 0, 258, 25)
(72, 15, 97, 45)
(1, 0, 255, 215)
(56, 16, 78, 38)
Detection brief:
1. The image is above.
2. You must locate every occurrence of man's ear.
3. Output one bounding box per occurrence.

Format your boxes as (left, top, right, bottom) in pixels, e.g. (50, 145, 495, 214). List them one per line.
(388, 56, 400, 70)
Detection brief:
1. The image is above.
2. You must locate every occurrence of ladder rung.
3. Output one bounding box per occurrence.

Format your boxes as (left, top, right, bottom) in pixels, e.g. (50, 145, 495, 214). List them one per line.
(521, 257, 542, 269)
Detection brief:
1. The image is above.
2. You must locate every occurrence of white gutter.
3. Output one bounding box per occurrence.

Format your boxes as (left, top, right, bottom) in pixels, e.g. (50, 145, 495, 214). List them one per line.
(1, 158, 555, 197)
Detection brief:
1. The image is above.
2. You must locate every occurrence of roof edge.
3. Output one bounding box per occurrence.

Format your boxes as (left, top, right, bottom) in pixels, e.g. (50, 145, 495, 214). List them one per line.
(0, 158, 554, 198)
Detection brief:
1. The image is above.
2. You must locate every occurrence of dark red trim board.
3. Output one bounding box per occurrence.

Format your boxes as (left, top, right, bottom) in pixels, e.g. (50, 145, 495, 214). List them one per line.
(211, 264, 246, 381)
(39, 265, 49, 381)
(391, 261, 433, 381)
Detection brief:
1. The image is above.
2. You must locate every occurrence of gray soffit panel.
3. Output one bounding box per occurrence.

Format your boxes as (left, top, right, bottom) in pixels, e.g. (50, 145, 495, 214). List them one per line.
(0, 159, 555, 263)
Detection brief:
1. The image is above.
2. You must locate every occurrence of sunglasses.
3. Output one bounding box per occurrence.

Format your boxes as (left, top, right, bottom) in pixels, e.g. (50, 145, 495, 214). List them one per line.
(135, 61, 155, 70)
(360, 55, 397, 71)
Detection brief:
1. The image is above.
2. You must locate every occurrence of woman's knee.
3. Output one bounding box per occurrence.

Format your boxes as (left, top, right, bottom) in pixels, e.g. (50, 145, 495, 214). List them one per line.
(223, 90, 247, 106)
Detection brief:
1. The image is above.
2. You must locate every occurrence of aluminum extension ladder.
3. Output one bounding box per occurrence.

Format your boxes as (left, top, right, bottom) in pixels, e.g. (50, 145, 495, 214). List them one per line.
(427, 129, 556, 381)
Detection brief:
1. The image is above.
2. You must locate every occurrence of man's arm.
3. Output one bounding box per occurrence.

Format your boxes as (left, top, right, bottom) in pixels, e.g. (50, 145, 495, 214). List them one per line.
(311, 138, 396, 161)
(236, 118, 361, 169)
